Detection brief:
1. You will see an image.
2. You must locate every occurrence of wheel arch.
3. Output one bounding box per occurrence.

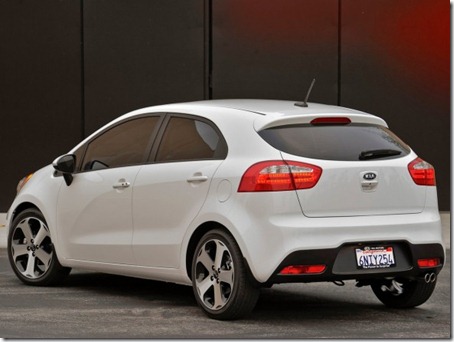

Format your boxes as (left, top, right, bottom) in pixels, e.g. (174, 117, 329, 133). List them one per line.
(9, 201, 65, 263)
(185, 221, 259, 286)
(10, 202, 41, 223)
(7, 203, 71, 285)
(185, 221, 224, 280)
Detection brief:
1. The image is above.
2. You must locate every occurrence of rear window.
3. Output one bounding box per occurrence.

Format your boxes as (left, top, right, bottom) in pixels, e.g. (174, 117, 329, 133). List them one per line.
(259, 123, 411, 161)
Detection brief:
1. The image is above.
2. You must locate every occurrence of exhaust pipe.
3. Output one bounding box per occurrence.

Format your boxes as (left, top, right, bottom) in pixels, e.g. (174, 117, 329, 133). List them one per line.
(424, 273, 437, 283)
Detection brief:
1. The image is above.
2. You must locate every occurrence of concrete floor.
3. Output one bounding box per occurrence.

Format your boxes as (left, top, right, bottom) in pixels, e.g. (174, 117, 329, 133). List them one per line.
(0, 246, 450, 338)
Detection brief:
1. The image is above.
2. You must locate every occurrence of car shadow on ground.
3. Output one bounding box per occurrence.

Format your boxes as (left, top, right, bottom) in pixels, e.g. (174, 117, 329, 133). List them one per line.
(58, 270, 421, 322)
(62, 271, 196, 304)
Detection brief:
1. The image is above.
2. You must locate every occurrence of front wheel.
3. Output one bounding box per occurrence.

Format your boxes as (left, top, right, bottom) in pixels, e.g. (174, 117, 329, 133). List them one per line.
(371, 277, 437, 308)
(8, 208, 71, 286)
(191, 229, 260, 320)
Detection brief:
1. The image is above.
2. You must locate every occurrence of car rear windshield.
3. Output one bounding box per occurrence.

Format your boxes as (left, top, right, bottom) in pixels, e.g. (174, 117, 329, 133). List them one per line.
(259, 123, 411, 161)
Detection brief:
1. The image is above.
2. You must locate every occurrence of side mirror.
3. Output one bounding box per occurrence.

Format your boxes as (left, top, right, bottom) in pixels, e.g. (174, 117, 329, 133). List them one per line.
(53, 154, 76, 186)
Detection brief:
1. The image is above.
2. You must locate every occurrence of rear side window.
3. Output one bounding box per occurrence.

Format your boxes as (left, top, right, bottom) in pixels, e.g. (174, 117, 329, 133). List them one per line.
(155, 117, 227, 162)
(259, 124, 410, 161)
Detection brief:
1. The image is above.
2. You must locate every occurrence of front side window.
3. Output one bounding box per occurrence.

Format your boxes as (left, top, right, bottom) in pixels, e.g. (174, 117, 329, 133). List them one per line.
(155, 117, 227, 162)
(82, 116, 160, 171)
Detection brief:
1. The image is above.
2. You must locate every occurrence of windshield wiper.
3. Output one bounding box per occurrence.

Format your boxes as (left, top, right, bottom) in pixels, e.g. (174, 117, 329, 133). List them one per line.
(359, 149, 402, 160)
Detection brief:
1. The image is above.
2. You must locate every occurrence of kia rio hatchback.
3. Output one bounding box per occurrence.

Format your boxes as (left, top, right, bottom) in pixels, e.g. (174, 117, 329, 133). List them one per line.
(7, 100, 444, 320)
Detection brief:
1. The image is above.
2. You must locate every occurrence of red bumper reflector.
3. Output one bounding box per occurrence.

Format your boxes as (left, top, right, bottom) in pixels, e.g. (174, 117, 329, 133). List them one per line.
(417, 258, 441, 268)
(279, 264, 326, 275)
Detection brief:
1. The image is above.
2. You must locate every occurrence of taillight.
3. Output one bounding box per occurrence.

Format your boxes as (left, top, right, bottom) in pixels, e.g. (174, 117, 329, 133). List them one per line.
(238, 160, 322, 192)
(408, 158, 436, 186)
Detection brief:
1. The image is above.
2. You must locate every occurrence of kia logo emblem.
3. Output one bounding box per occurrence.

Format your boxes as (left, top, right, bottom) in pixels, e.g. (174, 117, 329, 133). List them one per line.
(363, 172, 377, 180)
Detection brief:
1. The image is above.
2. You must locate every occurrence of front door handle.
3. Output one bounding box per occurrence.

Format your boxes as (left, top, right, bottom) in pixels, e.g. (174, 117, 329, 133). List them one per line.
(113, 179, 131, 189)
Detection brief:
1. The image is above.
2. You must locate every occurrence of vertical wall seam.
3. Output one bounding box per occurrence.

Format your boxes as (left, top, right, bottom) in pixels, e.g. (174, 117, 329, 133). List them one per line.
(204, 0, 213, 99)
(337, 0, 342, 106)
(80, 0, 85, 139)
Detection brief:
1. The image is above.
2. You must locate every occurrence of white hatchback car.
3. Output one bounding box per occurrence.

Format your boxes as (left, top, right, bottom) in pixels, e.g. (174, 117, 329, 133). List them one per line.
(7, 99, 444, 320)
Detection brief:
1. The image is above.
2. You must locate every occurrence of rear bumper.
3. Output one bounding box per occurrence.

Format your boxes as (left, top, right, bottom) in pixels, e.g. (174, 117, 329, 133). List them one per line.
(266, 242, 444, 285)
(213, 190, 443, 283)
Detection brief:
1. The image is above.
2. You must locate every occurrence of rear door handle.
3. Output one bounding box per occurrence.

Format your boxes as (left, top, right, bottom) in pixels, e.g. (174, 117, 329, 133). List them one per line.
(113, 179, 131, 189)
(187, 174, 208, 183)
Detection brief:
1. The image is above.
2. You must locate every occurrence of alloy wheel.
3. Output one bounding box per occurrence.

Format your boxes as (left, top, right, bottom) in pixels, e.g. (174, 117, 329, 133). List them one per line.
(10, 217, 53, 280)
(194, 238, 235, 311)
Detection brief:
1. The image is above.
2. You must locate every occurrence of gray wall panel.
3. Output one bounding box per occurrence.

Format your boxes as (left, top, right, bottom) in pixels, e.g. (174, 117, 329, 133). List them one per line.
(0, 0, 82, 211)
(340, 0, 450, 210)
(212, 0, 339, 103)
(83, 0, 206, 135)
(1, 0, 449, 212)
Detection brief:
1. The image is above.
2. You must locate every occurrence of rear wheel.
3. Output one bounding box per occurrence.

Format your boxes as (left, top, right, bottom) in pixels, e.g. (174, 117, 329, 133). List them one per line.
(191, 229, 260, 320)
(371, 277, 436, 308)
(8, 208, 71, 286)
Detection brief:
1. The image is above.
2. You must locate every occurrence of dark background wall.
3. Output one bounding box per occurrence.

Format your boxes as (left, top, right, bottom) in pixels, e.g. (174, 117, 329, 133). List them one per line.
(0, 0, 450, 211)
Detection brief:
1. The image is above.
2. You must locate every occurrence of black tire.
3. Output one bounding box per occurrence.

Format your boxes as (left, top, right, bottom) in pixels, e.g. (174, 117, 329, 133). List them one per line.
(8, 208, 71, 286)
(191, 229, 260, 320)
(371, 277, 436, 308)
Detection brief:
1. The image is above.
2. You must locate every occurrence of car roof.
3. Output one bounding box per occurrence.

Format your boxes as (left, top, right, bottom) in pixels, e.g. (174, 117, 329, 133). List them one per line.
(186, 99, 367, 116)
(121, 99, 387, 131)
(156, 99, 388, 129)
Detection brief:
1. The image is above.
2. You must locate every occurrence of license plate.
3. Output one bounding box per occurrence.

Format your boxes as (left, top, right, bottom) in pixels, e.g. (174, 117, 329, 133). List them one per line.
(355, 246, 396, 269)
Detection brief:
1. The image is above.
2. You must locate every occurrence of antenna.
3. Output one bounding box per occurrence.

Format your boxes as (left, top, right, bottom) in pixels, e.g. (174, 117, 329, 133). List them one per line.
(295, 78, 316, 108)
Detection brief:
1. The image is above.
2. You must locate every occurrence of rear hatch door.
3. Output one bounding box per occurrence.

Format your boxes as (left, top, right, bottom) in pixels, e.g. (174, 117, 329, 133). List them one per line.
(259, 119, 426, 217)
(281, 152, 426, 217)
